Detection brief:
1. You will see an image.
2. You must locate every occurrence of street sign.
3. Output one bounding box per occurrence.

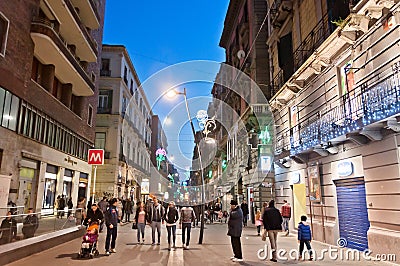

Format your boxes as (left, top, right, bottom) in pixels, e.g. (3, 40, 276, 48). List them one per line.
(88, 149, 104, 165)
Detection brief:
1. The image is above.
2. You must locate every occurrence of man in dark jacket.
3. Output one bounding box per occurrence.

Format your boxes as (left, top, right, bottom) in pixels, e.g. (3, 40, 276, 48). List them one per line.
(104, 198, 119, 255)
(240, 200, 249, 227)
(262, 200, 283, 262)
(228, 200, 243, 262)
(22, 208, 39, 239)
(147, 198, 164, 245)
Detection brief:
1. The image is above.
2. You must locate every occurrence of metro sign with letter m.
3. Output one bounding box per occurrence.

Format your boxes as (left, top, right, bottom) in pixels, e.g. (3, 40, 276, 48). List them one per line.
(88, 149, 104, 165)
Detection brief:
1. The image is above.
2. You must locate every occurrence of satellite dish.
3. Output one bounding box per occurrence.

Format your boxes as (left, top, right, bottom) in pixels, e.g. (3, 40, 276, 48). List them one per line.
(237, 50, 246, 59)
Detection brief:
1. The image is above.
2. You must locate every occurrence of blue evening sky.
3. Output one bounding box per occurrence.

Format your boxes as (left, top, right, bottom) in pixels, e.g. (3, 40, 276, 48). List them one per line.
(103, 1, 229, 177)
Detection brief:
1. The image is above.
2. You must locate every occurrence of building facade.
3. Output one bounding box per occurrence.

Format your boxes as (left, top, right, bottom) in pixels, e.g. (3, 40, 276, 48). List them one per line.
(0, 0, 105, 215)
(214, 0, 273, 214)
(95, 45, 152, 202)
(268, 0, 400, 259)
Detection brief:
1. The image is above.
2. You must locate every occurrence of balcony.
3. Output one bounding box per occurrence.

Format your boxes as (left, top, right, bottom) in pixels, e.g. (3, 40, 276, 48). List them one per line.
(271, 69, 285, 96)
(270, 0, 293, 28)
(46, 0, 98, 62)
(293, 12, 333, 72)
(290, 73, 400, 155)
(70, 0, 100, 29)
(30, 18, 95, 96)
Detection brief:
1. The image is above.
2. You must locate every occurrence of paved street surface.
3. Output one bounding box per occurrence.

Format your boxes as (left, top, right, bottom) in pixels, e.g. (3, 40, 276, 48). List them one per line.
(7, 223, 393, 266)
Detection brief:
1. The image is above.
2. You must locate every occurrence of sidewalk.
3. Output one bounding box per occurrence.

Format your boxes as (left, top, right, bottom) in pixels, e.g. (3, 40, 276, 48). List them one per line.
(7, 222, 397, 265)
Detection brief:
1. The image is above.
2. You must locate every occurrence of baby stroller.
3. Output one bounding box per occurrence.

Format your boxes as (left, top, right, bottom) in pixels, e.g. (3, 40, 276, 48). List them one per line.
(78, 222, 100, 259)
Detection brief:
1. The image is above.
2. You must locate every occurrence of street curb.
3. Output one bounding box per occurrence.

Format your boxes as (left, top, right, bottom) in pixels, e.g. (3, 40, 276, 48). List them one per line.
(0, 226, 85, 265)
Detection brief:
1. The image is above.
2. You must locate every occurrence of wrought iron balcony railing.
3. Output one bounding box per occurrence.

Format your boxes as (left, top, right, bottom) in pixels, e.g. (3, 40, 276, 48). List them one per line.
(290, 72, 400, 155)
(271, 68, 285, 96)
(293, 12, 334, 71)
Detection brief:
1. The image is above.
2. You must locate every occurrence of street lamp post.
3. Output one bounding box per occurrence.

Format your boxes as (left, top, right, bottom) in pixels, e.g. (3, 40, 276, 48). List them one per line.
(167, 88, 206, 244)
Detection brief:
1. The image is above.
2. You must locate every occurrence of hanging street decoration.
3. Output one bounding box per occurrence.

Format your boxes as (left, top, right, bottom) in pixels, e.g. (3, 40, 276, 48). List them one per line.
(196, 110, 209, 129)
(203, 116, 216, 139)
(259, 125, 271, 144)
(155, 148, 167, 170)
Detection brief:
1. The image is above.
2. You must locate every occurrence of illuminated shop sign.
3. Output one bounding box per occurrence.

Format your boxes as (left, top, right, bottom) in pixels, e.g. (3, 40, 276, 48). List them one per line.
(337, 161, 353, 177)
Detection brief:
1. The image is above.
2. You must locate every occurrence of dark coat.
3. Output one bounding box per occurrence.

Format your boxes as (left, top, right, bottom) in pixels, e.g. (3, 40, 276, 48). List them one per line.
(124, 200, 133, 214)
(164, 207, 179, 224)
(22, 214, 39, 238)
(58, 197, 66, 209)
(227, 206, 243, 237)
(134, 208, 148, 224)
(241, 203, 249, 215)
(0, 218, 17, 244)
(262, 207, 283, 231)
(105, 206, 119, 227)
(298, 222, 312, 240)
(147, 204, 165, 223)
(85, 208, 104, 225)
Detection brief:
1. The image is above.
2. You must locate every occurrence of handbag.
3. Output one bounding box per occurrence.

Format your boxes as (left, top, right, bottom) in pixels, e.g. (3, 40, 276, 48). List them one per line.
(132, 222, 137, 229)
(261, 229, 268, 241)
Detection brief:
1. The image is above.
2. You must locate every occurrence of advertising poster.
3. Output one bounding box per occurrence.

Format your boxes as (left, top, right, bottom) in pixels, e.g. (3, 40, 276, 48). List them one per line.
(307, 164, 321, 202)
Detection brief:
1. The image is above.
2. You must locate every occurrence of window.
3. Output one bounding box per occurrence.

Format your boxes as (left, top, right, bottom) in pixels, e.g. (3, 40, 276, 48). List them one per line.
(0, 12, 9, 56)
(130, 80, 134, 95)
(100, 58, 110, 76)
(95, 132, 106, 149)
(0, 87, 20, 131)
(88, 105, 93, 126)
(98, 90, 112, 113)
(123, 66, 128, 84)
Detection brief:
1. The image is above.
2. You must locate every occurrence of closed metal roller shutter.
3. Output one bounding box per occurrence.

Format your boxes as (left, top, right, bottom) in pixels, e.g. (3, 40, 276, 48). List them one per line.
(335, 177, 370, 251)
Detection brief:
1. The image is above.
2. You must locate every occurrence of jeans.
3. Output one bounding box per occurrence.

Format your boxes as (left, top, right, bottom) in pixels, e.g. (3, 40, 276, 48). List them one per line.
(268, 230, 279, 260)
(299, 240, 313, 257)
(151, 221, 161, 244)
(243, 214, 248, 226)
(230, 236, 242, 259)
(166, 225, 176, 245)
(282, 217, 290, 232)
(257, 225, 261, 234)
(137, 223, 145, 242)
(125, 213, 130, 222)
(182, 223, 192, 246)
(105, 226, 117, 251)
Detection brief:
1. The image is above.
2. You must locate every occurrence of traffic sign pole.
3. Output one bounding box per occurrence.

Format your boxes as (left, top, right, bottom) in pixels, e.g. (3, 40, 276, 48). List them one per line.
(92, 165, 97, 200)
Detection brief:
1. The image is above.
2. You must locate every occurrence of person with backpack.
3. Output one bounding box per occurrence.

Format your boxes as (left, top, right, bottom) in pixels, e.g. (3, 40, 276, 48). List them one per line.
(164, 201, 179, 251)
(180, 205, 195, 250)
(298, 215, 313, 260)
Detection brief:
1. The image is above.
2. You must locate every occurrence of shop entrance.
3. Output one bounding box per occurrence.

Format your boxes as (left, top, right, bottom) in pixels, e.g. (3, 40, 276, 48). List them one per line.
(335, 177, 370, 251)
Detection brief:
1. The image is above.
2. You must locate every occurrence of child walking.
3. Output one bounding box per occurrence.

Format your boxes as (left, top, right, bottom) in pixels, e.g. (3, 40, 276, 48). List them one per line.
(298, 215, 313, 260)
(255, 210, 263, 236)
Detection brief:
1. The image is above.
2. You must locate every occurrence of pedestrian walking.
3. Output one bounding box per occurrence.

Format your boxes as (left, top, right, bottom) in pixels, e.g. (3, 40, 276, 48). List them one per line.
(85, 203, 104, 227)
(192, 205, 200, 227)
(117, 198, 123, 222)
(67, 197, 73, 218)
(105, 198, 119, 255)
(58, 195, 66, 219)
(298, 215, 313, 260)
(255, 210, 263, 236)
(98, 197, 109, 232)
(55, 195, 60, 218)
(164, 201, 179, 250)
(281, 200, 291, 236)
(22, 208, 39, 239)
(124, 199, 133, 222)
(0, 211, 17, 244)
(134, 202, 147, 244)
(75, 197, 86, 226)
(147, 198, 164, 245)
(240, 200, 249, 227)
(180, 205, 195, 250)
(262, 200, 283, 262)
(228, 200, 243, 262)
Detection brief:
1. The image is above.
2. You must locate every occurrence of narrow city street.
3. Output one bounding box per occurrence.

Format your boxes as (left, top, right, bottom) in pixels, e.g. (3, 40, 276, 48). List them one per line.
(7, 223, 389, 266)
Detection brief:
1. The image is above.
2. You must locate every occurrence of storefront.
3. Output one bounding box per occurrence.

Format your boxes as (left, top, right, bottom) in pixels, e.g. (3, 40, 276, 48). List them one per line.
(290, 170, 307, 226)
(332, 156, 370, 251)
(78, 172, 89, 200)
(18, 158, 39, 211)
(42, 164, 58, 214)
